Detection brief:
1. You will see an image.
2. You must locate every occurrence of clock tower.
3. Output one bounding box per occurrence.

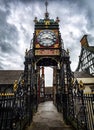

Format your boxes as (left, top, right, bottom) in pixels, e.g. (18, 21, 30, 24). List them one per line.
(24, 1, 73, 107)
(31, 1, 64, 102)
(33, 1, 62, 66)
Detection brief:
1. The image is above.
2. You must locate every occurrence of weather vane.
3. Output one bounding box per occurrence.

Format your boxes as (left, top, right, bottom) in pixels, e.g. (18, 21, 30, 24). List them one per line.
(45, 0, 48, 13)
(45, 0, 49, 19)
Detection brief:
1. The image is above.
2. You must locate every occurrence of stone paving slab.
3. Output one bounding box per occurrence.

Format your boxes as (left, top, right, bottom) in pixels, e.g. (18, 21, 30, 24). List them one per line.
(25, 101, 73, 130)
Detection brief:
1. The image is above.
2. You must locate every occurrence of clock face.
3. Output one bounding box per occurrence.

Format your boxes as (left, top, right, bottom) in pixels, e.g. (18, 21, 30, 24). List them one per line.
(37, 30, 57, 46)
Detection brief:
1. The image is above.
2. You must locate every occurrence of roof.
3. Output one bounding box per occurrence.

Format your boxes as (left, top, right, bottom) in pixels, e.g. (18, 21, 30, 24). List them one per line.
(83, 46, 94, 53)
(0, 70, 23, 84)
(74, 71, 94, 78)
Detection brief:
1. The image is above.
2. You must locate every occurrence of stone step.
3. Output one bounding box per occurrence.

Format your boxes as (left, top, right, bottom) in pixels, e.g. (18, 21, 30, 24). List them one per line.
(49, 126, 72, 130)
(30, 122, 73, 130)
(25, 101, 74, 130)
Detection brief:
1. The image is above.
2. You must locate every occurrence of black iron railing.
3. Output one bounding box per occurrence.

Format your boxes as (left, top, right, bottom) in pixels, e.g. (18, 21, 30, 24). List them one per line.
(66, 80, 93, 130)
(56, 74, 94, 130)
(0, 72, 37, 130)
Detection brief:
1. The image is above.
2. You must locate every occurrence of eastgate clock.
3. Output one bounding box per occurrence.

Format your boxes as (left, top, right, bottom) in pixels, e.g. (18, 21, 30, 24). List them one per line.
(37, 30, 57, 46)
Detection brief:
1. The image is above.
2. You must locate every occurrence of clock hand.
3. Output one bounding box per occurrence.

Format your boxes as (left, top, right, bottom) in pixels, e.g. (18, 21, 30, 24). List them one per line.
(40, 37, 51, 41)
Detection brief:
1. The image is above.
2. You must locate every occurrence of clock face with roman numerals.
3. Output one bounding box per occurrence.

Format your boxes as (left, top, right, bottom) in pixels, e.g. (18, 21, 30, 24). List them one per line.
(37, 30, 57, 46)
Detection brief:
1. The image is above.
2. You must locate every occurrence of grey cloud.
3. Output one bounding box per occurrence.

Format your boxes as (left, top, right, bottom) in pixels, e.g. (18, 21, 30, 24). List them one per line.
(0, 23, 19, 43)
(0, 41, 11, 52)
(0, 0, 19, 49)
(0, 64, 4, 69)
(20, 0, 32, 2)
(0, 1, 23, 69)
(87, 35, 94, 46)
(0, 66, 3, 69)
(0, 18, 19, 54)
(0, 40, 19, 54)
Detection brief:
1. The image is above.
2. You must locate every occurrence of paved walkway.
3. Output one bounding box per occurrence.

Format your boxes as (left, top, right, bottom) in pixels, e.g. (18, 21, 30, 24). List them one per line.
(25, 101, 73, 130)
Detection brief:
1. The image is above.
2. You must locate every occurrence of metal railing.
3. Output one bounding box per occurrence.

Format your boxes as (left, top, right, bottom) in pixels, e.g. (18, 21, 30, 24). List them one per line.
(68, 80, 94, 130)
(0, 95, 15, 130)
(0, 73, 36, 130)
(84, 93, 94, 130)
(56, 78, 94, 130)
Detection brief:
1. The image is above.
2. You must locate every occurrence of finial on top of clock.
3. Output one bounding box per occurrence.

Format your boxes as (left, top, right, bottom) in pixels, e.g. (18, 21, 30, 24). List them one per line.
(56, 17, 60, 23)
(34, 17, 38, 23)
(45, 0, 49, 19)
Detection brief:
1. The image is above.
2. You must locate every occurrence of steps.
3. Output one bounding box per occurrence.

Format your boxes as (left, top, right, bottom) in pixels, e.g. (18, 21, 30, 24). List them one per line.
(25, 101, 73, 130)
(31, 122, 72, 130)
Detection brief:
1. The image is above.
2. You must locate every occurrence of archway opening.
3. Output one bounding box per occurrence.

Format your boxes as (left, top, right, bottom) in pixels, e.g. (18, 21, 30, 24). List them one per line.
(36, 58, 58, 102)
(44, 67, 53, 87)
(44, 67, 53, 101)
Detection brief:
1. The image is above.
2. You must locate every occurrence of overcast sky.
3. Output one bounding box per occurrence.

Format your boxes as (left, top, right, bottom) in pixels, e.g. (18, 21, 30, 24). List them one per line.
(0, 0, 94, 85)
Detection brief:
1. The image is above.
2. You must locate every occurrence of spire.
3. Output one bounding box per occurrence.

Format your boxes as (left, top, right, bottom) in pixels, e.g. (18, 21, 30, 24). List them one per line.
(45, 0, 49, 19)
(45, 0, 48, 13)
